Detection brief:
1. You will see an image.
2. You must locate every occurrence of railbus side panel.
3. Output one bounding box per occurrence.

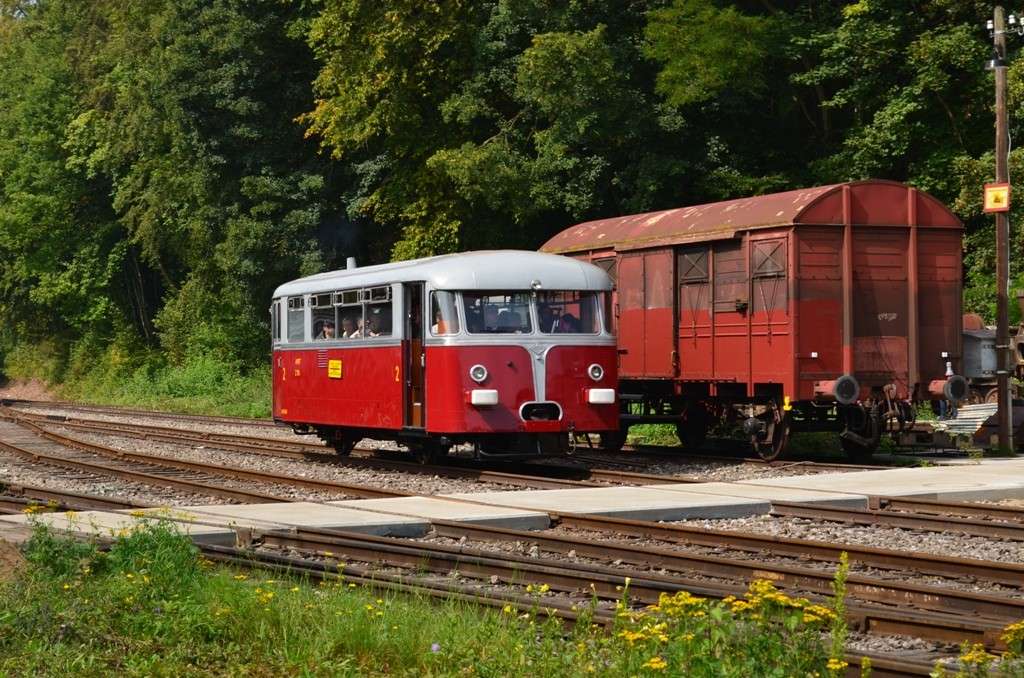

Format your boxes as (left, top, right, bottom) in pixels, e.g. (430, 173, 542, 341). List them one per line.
(272, 345, 404, 430)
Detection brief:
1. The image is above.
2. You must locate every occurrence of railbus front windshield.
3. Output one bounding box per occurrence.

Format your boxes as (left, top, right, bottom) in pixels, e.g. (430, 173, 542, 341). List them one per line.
(459, 290, 608, 335)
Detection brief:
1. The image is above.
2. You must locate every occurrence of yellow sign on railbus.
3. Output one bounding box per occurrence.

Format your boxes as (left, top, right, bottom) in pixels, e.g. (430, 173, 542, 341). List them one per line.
(984, 182, 1011, 213)
(328, 359, 343, 379)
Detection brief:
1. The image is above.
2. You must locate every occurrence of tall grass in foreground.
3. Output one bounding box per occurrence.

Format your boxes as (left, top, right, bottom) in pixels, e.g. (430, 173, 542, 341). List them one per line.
(2, 519, 1022, 677)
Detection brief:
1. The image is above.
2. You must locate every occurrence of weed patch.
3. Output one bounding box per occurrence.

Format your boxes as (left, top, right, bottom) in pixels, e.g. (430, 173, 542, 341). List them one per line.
(5, 521, 1023, 676)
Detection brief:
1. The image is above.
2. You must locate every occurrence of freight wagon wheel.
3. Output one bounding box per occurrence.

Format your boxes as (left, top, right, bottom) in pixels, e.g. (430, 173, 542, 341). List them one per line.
(676, 406, 709, 450)
(965, 389, 985, 405)
(752, 413, 790, 462)
(840, 436, 878, 462)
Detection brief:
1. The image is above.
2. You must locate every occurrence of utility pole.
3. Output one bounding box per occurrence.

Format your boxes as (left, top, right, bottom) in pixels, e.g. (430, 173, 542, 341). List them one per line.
(993, 6, 1013, 453)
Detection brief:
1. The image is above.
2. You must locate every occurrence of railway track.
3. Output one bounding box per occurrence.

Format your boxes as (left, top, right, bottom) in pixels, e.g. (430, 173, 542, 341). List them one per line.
(8, 409, 1024, 544)
(3, 407, 709, 489)
(4, 475, 1014, 661)
(198, 545, 937, 678)
(3, 399, 277, 428)
(2, 466, 1019, 660)
(771, 501, 1024, 541)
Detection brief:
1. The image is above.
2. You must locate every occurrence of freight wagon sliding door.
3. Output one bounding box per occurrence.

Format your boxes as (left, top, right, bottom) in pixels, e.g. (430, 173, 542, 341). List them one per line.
(712, 241, 749, 390)
(852, 229, 909, 392)
(677, 246, 712, 379)
(917, 231, 961, 384)
(796, 228, 842, 399)
(617, 250, 675, 378)
(749, 237, 790, 386)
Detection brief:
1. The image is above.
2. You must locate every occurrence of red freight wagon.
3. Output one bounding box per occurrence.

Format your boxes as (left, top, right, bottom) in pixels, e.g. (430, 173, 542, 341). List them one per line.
(271, 251, 618, 462)
(541, 180, 967, 460)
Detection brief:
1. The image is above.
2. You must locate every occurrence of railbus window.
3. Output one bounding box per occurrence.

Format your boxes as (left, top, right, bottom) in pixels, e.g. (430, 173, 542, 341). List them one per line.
(270, 300, 281, 342)
(333, 289, 363, 338)
(363, 286, 393, 337)
(310, 293, 335, 340)
(430, 291, 460, 335)
(537, 291, 600, 334)
(463, 292, 532, 334)
(287, 296, 305, 342)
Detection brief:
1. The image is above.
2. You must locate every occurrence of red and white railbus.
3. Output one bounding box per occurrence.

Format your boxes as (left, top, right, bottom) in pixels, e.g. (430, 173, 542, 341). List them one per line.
(270, 251, 618, 462)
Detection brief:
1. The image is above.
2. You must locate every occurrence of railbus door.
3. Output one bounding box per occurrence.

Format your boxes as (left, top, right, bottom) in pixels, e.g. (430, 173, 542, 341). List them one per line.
(403, 282, 426, 428)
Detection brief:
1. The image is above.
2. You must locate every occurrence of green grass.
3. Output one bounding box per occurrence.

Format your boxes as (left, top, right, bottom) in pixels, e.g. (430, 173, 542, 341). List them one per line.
(0, 519, 883, 677)
(3, 341, 271, 418)
(61, 354, 272, 419)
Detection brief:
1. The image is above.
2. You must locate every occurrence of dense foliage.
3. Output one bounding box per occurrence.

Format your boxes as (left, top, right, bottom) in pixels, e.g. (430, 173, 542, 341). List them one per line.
(0, 0, 1020, 378)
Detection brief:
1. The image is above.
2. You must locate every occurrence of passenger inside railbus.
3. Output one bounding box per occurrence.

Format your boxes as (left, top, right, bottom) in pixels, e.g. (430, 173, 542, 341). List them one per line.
(339, 313, 361, 338)
(316, 320, 336, 340)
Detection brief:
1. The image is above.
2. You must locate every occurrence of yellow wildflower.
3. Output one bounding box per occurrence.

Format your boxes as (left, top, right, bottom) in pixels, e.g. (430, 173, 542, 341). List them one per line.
(959, 643, 996, 665)
(826, 658, 848, 671)
(642, 656, 667, 671)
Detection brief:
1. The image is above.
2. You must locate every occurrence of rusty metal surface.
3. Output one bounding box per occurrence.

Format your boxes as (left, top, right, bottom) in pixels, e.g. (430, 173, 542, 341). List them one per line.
(542, 510, 1024, 585)
(771, 501, 1024, 541)
(254, 522, 1012, 649)
(871, 495, 1024, 522)
(206, 543, 938, 677)
(541, 181, 961, 255)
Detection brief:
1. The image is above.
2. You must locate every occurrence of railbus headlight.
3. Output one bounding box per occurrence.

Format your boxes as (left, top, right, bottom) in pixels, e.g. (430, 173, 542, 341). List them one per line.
(469, 364, 488, 383)
(587, 363, 604, 381)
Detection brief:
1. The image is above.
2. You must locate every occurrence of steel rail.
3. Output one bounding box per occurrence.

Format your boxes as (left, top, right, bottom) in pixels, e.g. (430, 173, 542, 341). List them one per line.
(0, 436, 287, 504)
(200, 545, 938, 678)
(416, 518, 1024, 623)
(4, 399, 277, 428)
(12, 420, 409, 500)
(772, 501, 1024, 541)
(249, 524, 1010, 648)
(870, 495, 1024, 523)
(611, 444, 886, 471)
(1, 463, 1012, 653)
(10, 417, 1024, 589)
(0, 482, 157, 511)
(16, 410, 705, 488)
(541, 511, 1024, 586)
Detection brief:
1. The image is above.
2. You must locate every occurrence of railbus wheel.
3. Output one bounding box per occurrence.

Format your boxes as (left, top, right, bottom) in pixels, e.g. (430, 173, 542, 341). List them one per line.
(413, 439, 449, 465)
(599, 431, 627, 453)
(332, 437, 356, 456)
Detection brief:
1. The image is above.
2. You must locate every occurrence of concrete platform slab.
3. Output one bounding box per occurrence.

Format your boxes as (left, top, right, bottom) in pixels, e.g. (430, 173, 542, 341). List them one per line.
(653, 482, 867, 509)
(330, 496, 550, 530)
(0, 511, 235, 545)
(441, 486, 769, 521)
(740, 461, 1024, 502)
(137, 502, 428, 537)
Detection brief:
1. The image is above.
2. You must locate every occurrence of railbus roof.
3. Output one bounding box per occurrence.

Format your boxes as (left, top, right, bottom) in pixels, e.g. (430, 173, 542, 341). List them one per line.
(273, 250, 612, 298)
(541, 180, 962, 255)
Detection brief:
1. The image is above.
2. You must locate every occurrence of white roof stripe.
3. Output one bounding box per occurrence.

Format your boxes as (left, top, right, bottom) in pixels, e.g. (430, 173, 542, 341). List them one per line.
(272, 250, 612, 298)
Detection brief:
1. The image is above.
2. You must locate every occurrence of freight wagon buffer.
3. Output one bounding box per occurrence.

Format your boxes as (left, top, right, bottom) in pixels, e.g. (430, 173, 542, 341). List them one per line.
(542, 180, 966, 460)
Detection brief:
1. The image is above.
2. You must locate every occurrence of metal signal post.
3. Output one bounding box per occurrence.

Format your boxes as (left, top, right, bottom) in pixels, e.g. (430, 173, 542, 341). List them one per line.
(989, 6, 1013, 452)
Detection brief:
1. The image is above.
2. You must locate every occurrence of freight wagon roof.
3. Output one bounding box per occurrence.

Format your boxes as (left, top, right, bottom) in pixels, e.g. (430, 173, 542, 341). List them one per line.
(541, 180, 962, 254)
(273, 250, 612, 298)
